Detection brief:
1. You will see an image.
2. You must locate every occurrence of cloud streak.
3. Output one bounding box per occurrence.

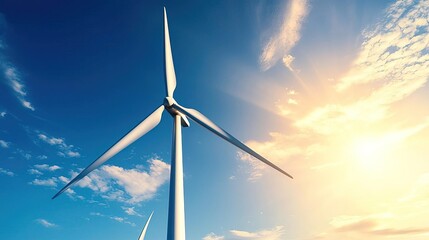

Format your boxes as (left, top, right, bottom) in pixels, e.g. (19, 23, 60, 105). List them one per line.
(202, 232, 225, 240)
(202, 225, 285, 240)
(260, 0, 309, 71)
(30, 177, 58, 187)
(34, 164, 62, 172)
(2, 65, 35, 111)
(239, 1, 429, 238)
(122, 207, 142, 217)
(36, 219, 57, 228)
(0, 167, 14, 176)
(0, 139, 9, 148)
(229, 226, 285, 239)
(38, 133, 81, 158)
(0, 14, 35, 111)
(329, 214, 429, 237)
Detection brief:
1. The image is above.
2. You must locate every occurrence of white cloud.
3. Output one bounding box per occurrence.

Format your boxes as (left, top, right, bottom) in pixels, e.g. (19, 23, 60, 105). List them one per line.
(37, 155, 48, 160)
(15, 148, 32, 160)
(230, 226, 285, 239)
(36, 219, 57, 228)
(203, 232, 225, 240)
(22, 100, 35, 111)
(282, 54, 296, 72)
(2, 65, 35, 111)
(60, 169, 110, 193)
(90, 212, 135, 226)
(30, 177, 58, 187)
(63, 188, 85, 200)
(59, 159, 170, 204)
(336, 0, 429, 93)
(38, 134, 64, 145)
(34, 164, 62, 171)
(110, 216, 124, 222)
(28, 169, 43, 175)
(243, 0, 429, 178)
(38, 133, 80, 158)
(90, 212, 105, 217)
(285, 0, 429, 136)
(323, 213, 429, 238)
(0, 168, 14, 177)
(237, 132, 308, 180)
(238, 1, 429, 239)
(0, 18, 32, 111)
(101, 159, 170, 203)
(0, 139, 9, 148)
(260, 0, 309, 70)
(113, 217, 136, 227)
(122, 207, 142, 217)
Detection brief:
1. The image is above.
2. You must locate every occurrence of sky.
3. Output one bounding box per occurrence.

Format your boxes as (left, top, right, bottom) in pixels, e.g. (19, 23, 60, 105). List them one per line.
(1, 0, 429, 239)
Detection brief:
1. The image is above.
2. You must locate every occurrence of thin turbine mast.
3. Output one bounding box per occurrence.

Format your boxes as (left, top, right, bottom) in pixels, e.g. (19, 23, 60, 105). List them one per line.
(167, 115, 186, 240)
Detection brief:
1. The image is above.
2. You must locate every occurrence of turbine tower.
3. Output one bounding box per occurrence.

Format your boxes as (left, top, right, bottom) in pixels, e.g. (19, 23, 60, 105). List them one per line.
(52, 7, 293, 240)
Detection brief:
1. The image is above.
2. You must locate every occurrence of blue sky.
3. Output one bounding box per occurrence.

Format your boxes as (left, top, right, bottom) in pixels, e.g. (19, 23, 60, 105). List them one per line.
(2, 0, 429, 239)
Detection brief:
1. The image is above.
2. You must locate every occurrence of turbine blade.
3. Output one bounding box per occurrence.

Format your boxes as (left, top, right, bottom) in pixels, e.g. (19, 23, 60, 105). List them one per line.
(164, 7, 177, 97)
(138, 211, 154, 240)
(52, 105, 165, 199)
(173, 104, 293, 179)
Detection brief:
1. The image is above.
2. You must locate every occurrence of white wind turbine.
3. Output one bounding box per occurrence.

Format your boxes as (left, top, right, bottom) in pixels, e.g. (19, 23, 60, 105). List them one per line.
(52, 7, 293, 240)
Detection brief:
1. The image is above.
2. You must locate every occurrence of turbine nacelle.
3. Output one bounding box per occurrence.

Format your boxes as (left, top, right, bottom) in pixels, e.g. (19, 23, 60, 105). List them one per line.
(164, 97, 190, 127)
(163, 96, 176, 108)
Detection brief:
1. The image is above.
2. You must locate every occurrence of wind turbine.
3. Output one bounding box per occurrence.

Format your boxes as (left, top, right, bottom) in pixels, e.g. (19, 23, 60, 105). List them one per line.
(52, 7, 293, 240)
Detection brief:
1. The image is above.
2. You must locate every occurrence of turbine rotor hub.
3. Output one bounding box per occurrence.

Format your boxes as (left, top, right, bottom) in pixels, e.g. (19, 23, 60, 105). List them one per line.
(163, 97, 177, 108)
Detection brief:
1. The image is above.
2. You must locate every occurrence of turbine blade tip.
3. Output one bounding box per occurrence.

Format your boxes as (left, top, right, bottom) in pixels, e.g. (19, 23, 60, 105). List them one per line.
(52, 192, 60, 200)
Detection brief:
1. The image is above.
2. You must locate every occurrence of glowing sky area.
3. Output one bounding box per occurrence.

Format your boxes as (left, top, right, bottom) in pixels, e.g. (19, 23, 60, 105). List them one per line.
(1, 0, 429, 239)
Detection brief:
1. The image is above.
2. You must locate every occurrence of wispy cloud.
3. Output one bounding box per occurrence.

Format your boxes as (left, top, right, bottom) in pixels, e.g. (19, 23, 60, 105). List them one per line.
(295, 0, 429, 135)
(109, 216, 135, 226)
(230, 226, 285, 239)
(239, 1, 429, 238)
(0, 111, 6, 117)
(2, 65, 35, 111)
(122, 207, 142, 217)
(28, 164, 61, 176)
(34, 164, 62, 172)
(38, 133, 80, 158)
(316, 213, 429, 239)
(241, 0, 429, 177)
(13, 148, 33, 160)
(0, 139, 9, 148)
(30, 177, 58, 187)
(28, 169, 43, 175)
(90, 212, 135, 226)
(202, 232, 225, 240)
(260, 0, 309, 71)
(36, 219, 57, 228)
(58, 158, 170, 204)
(336, 0, 429, 92)
(0, 14, 35, 111)
(101, 159, 170, 203)
(0, 167, 14, 176)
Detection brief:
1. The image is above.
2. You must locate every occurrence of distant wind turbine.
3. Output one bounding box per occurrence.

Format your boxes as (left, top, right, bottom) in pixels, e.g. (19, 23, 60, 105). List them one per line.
(52, 7, 293, 240)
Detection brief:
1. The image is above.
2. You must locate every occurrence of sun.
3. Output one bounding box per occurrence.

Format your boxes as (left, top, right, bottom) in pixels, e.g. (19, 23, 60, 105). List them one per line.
(352, 136, 389, 170)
